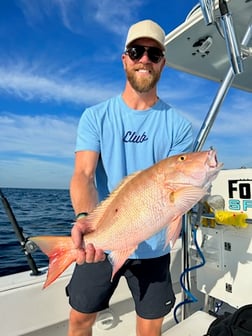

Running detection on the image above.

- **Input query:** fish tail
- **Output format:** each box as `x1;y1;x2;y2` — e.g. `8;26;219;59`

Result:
30;236;76;288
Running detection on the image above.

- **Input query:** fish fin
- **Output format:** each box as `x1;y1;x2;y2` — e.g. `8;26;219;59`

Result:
165;186;207;248
165;216;182;248
112;170;142;193
108;247;137;280
86;171;142;229
168;185;207;214
30;236;76;288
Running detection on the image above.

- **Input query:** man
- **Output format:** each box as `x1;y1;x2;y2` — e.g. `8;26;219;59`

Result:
66;19;193;336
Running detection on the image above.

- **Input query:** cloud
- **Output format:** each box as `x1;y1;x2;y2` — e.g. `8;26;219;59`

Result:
159;70;252;169
0;1;150;107
0;157;72;189
18;0;84;31
0;113;77;158
18;0;144;38
93;0;143;35
1;59;251;154
0;63;119;105
0;112;77;188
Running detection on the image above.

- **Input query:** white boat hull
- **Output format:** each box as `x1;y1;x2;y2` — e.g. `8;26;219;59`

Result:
1;240;189;336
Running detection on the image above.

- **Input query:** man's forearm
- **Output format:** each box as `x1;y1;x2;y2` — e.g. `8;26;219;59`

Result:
70;173;98;216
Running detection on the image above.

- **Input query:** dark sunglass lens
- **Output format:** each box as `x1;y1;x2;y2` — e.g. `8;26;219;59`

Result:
147;47;163;63
126;45;163;63
127;46;145;60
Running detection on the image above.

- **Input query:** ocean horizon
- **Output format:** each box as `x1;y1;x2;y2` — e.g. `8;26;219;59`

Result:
0;187;75;276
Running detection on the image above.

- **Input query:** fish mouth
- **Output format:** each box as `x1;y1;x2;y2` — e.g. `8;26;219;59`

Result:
206;149;223;170
205;149;223;186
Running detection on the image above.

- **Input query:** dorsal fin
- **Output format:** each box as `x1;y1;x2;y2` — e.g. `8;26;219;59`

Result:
85;171;142;230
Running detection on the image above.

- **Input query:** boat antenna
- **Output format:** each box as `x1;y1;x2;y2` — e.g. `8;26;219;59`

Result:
0;189;41;276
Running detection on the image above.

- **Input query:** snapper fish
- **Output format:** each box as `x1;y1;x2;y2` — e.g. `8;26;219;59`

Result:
30;149;223;288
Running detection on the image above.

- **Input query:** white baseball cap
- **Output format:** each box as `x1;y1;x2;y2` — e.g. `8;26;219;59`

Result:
125;19;165;50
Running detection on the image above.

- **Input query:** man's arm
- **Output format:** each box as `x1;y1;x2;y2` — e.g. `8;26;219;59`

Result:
70;150;99;214
70;150;105;264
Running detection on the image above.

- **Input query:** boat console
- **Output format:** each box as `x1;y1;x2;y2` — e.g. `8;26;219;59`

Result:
164;1;252;334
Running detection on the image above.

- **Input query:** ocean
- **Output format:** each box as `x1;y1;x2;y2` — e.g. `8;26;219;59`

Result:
0;188;75;277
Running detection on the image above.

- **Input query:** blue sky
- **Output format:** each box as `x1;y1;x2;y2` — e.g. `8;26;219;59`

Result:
1;0;252;189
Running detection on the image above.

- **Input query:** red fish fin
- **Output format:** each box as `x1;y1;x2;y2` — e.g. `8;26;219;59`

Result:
165;216;182;248
30;236;76;288
108;247;137;280
109;171;141;196
172;186;207;213
88;171;142;229
83;171;142;231
165;186;207;248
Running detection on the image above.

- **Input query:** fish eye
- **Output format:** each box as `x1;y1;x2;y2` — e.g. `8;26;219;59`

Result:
178;155;186;161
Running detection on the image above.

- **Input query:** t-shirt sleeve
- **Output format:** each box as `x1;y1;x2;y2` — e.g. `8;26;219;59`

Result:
75;108;100;153
169;112;194;156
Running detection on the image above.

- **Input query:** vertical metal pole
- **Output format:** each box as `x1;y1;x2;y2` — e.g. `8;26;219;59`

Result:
181;68;235;321
193;67;235;152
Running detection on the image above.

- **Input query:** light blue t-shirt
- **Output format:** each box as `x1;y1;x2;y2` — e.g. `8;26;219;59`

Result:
76;94;193;259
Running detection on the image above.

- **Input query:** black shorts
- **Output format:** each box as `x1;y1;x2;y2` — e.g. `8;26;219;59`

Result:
66;253;175;319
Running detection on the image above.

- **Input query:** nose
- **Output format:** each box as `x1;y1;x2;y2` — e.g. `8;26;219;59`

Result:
139;51;150;63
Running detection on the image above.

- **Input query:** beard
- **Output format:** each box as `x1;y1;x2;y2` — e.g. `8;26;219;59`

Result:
125;65;161;93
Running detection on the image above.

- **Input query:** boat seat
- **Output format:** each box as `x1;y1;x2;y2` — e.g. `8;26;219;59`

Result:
163;311;215;336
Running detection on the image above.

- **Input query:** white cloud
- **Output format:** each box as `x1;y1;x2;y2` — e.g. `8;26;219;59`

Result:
18;0;82;30
94;0;143;35
18;0;144;38
0;64;119;105
0;113;77;158
0;112;78;189
0;157;72;189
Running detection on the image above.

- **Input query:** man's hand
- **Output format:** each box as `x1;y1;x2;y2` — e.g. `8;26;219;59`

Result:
71;219;105;264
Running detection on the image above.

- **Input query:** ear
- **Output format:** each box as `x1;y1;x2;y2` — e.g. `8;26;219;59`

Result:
121;53;127;69
160;56;166;71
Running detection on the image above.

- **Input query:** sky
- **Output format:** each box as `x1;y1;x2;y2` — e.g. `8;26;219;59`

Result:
0;0;252;189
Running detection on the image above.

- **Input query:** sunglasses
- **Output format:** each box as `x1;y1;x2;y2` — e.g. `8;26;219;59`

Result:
125;45;164;64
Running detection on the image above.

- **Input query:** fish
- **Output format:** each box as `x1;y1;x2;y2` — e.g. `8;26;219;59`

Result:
30;149;223;288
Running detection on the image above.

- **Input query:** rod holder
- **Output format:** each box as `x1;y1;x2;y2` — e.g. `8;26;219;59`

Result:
221;13;244;74
199;0;215;25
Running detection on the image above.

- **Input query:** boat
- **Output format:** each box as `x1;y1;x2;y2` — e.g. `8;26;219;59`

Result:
1;1;252;335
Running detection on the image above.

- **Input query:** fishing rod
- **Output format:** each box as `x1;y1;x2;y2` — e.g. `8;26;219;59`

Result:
0;189;40;276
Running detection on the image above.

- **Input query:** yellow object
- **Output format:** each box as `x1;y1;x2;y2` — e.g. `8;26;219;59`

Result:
215;210;248;228
201;202;216;228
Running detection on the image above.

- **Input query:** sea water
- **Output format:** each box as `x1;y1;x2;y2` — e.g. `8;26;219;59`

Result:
0;188;75;276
